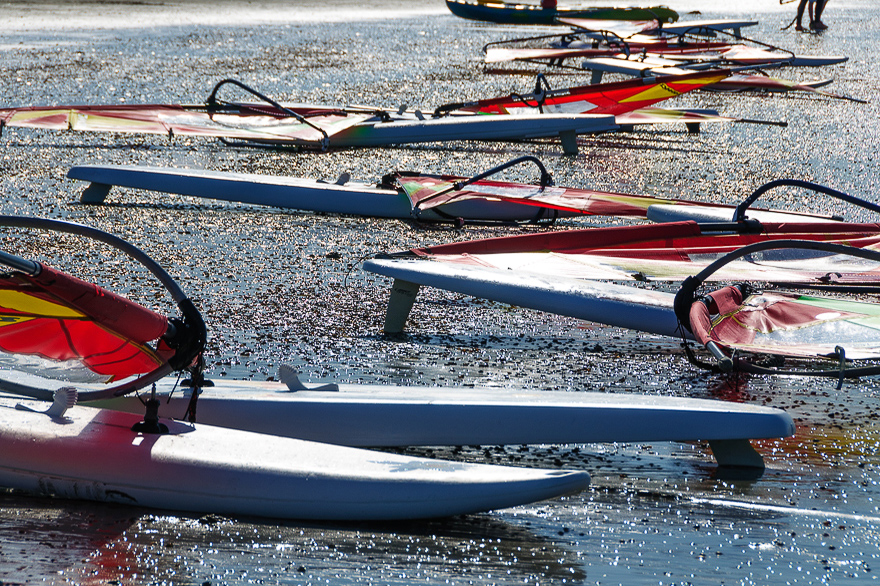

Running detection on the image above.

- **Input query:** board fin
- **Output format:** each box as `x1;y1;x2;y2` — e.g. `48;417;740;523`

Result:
559;129;578;154
708;439;765;469
80;182;112;204
278;365;339;392
384;278;420;333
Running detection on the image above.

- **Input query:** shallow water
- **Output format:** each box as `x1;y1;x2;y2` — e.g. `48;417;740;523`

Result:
0;0;879;584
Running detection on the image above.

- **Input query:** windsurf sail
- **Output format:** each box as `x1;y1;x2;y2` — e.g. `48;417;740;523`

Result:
484;40;735;65
398;222;880;285
673;240;880;380
580;49;846;80
616;107;739;127
690;45;792;65
551;18;662;37
393;180;880;283
443;70;729;117
687;285;880;361
389;155;767;220
0;261;169;383
396;171;706;217
398;173;684;216
0;217;206;403
617;107;785;130
704;74;863;102
0;79;381;150
0;103;370;149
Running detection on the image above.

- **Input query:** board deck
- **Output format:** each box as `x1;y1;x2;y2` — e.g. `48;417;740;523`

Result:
363;257;683;335
92;374;796;469
335;112;617;152
0;394;591;520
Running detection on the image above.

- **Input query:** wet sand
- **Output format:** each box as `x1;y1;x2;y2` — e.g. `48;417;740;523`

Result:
0;0;879;584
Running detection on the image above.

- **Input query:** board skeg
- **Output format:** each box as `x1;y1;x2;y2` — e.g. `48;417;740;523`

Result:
0;394;590;521
67;165;583;222
92;370;796;469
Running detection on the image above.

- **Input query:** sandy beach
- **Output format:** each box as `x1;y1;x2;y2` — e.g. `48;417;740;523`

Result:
0;0;878;584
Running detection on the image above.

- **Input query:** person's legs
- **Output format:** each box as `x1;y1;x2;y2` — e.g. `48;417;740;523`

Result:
812;0;828;29
795;0;809;31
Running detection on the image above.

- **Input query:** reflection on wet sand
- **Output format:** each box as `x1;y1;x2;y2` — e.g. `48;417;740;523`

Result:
41;505;587;585
0;492;141;585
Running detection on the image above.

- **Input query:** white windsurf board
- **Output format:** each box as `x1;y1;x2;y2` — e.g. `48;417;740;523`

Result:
0;394;590;521
92;374;795;469
68;165;582;222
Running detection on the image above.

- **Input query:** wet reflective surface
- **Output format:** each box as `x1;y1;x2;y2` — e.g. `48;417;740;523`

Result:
0;0;879;583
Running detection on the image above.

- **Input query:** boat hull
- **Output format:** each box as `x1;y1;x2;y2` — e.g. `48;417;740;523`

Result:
446;0;678;25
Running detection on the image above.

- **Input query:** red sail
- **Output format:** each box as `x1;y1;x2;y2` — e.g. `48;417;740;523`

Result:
0;263;169;381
